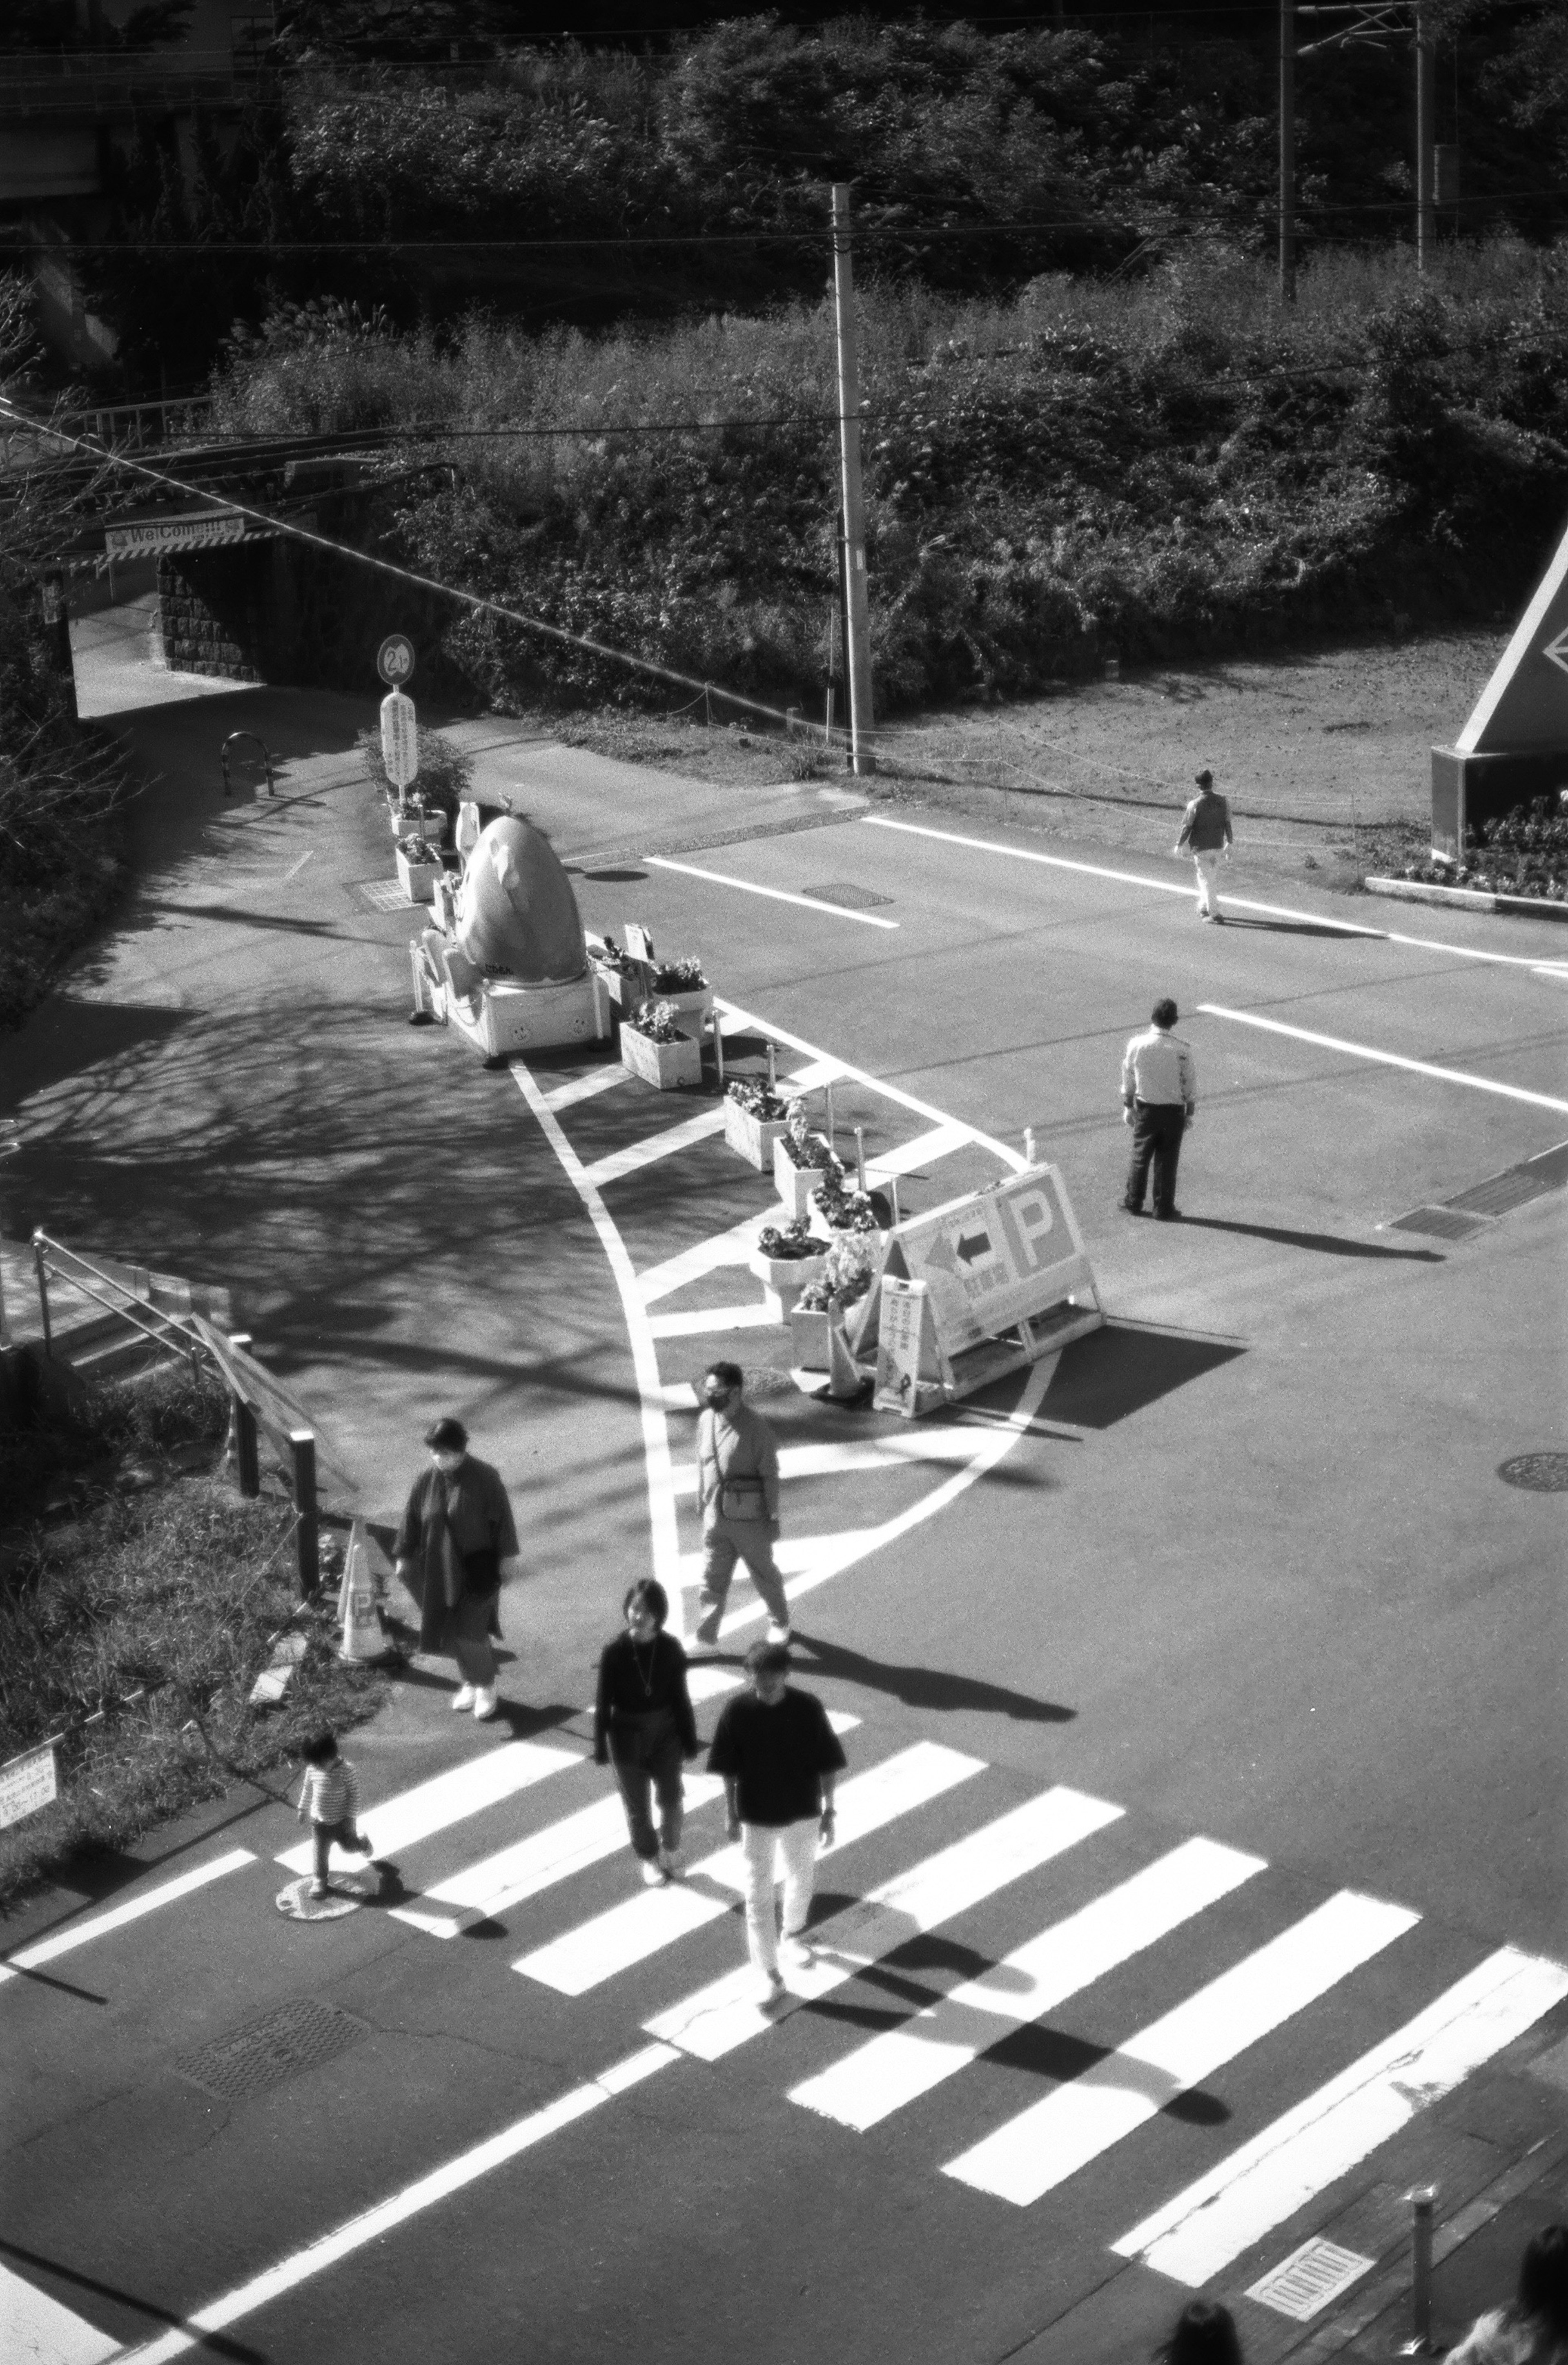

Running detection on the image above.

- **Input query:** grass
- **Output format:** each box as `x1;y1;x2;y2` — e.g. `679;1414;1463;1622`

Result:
0;1363;390;1915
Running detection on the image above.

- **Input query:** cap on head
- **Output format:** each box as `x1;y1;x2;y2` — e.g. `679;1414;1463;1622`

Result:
1195;768;1214;788
745;1639;791;1677
424;1416;468;1452
1152;997;1179;1029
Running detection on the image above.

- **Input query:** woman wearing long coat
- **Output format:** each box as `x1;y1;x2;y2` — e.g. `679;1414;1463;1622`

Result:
394;1416;519;1721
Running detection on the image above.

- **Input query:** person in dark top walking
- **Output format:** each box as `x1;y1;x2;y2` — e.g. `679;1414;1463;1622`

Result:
594;1579;699;1886
394;1416;520;1722
706;1640;846;2001
1174;768;1234;922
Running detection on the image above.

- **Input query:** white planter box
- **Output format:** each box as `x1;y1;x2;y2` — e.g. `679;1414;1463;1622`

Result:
396;845;443;904
747;1245;828;1320
789;1305;839;1371
774;1135;839;1217
621;1024;702;1090
592;959;653;1022
651;983;714;1035
724;1098;790;1171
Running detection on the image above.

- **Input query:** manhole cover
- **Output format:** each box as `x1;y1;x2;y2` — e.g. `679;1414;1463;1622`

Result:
1246;2237;1373;2321
1387;1206;1489;1241
175;1998;370;2102
1498;1452;1568;1492
351;878;409;913
801;881;894;910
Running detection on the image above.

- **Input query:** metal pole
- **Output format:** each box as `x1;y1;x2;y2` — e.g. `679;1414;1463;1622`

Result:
1399;2188;1438;2354
290;1429;319;1597
1025;1127;1037;1166
825;1081;836;1147
32;1231;51;1359
713;1013;725;1087
855;1126;866;1191
831;185;876;776
1416;11;1435;274
767;1041;777;1094
228;1334;260;1498
1280;0;1297;303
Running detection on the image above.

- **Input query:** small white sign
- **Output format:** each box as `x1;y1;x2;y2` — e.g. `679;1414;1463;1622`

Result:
623;922;655;964
380;688;419;789
0;1741;58;1831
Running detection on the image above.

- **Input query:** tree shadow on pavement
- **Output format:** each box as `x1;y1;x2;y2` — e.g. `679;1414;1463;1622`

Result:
1178;1216;1442;1261
1041;1322;1244;1429
784;1632;1074;1724
0;2238;265;2360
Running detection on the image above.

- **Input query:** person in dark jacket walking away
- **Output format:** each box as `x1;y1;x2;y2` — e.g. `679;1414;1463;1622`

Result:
693;1362;792;1647
394;1417;520;1721
595;1579;699;1886
707;1640;846;2002
1121;998;1197;1220
1175;768;1234;922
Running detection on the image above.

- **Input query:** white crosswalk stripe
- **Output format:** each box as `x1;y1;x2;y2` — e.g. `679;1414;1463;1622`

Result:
274;1739;579;1875
942;1888;1419;2205
789;1834;1263;2133
512;1739;983;1997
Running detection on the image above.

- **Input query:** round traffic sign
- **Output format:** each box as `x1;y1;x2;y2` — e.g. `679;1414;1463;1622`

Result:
376;634;415;687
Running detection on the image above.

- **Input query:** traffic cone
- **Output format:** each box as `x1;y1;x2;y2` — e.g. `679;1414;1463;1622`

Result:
337;1519;392;1663
824;1321;870;1402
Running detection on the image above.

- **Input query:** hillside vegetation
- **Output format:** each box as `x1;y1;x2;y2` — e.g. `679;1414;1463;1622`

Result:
207;239;1568;718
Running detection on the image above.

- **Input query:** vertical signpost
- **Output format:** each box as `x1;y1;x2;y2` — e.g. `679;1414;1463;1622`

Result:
831;185;875;776
377;635;418;813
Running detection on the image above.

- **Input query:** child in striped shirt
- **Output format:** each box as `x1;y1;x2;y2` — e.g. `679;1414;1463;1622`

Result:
296;1730;372;1899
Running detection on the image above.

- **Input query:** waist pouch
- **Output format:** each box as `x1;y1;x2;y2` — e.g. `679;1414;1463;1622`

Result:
461;1546;502;1594
717;1479;768;1521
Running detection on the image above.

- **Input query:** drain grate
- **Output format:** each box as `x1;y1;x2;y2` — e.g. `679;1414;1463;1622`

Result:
176;1998;370;2103
351;879;409;913
1387;1205;1490;1241
1498;1452;1568;1493
1246;2237;1374;2321
800;881;895;910
1449;1140;1568;1218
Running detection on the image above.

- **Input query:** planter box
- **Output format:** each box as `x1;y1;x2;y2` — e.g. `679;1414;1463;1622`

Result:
592;958;655;1023
746;1245;828;1321
724;1098;790;1172
403;804;449;843
620;1024;702;1091
774;1135;839;1218
1364;875;1568;922
396;845;443;905
789;1305;839;1371
651;983;714;1036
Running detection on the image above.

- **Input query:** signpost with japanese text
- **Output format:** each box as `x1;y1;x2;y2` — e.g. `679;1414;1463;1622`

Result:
380;688;419;796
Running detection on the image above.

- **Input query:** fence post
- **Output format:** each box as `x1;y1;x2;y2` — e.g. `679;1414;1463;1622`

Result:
1399;2188;1438;2355
290;1430;319;1597
227;1332;260;1497
32;1232;52;1358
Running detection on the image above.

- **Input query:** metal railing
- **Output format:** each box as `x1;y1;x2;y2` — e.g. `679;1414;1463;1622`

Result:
31;1231;206;1373
222;732;274;797
58;396;216;453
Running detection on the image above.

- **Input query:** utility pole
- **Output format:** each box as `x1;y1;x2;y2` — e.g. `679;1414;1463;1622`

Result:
1279;0;1297;303
831;183;875;775
1415;4;1435;272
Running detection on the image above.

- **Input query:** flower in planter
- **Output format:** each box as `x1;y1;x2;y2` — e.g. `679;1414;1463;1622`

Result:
398;834;442;864
780;1098;843;1176
795;1278;836;1312
629;999;688;1044
822;1232;879;1306
650;955;707;992
727;1077;789;1120
757;1218;820;1262
812;1175;892;1233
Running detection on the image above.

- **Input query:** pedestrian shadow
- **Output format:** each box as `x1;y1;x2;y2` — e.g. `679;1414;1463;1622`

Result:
1214;914;1358;939
1178;1216;1442;1262
784;1632;1074;1724
1041;1321;1244;1429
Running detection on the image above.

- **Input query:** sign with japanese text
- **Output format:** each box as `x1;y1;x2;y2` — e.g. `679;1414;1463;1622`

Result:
882;1164;1092;1358
380;688;419;789
872;1276;943;1416
0;1741;58;1831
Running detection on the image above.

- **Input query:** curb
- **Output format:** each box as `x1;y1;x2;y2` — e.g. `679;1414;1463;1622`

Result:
1364;875;1568;922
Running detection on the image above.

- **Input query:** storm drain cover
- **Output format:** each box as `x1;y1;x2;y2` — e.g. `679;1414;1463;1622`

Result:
1498;1452;1568;1493
176;1998;370;2102
1246;2238;1374;2321
1387;1206;1490;1241
351;878;409;913
801;881;895;910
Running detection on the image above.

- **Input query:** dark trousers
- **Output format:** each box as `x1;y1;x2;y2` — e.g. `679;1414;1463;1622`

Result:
1125;1101;1186;1216
609;1712;685;1860
310;1819;369;1883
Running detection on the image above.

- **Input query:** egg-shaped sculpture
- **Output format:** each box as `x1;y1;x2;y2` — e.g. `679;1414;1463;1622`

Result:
455;816;588;984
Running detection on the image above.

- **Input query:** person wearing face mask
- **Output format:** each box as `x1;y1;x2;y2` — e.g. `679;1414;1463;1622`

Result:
394;1417;520;1721
693;1361;791;1648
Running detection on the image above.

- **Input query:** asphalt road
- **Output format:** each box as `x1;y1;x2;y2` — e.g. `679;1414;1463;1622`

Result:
2;670;1565;2365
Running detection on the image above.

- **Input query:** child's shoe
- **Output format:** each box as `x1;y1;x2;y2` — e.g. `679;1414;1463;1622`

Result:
308;1880;329;1900
450;1684;476;1713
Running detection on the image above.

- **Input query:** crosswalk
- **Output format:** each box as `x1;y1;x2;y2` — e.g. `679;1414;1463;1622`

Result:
241;1718;1568;2289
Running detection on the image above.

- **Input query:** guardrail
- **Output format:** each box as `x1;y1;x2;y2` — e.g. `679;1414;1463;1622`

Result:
222;732;274;797
57;396;216;453
31;1230;207;1372
190;1318;322;1597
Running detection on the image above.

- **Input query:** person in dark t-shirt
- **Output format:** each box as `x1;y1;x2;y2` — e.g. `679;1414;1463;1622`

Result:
706;1640;846;2000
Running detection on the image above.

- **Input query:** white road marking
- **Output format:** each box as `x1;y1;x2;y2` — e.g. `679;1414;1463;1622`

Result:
0;2260;120;2362
580;1105;728;1189
513;1739;979;1997
645;855;901;929
539;1066;630;1114
943;1890;1418;2205
790;1835;1261;2133
650;1785;1123;2063
389;1779;728;1937
114;2043;678;2365
1200;1004;1568;1116
0;1848;254;1984
862;814;1568;975
637;1212;771;1306
684;1666;744;1705
648;1301;780;1338
669;1428;1023;1495
863;1120;973;1178
274;1741;578;1875
280;849;314;882
1115;1944;1568;2285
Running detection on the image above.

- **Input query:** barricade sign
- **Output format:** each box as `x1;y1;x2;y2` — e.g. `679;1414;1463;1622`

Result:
873;1278;949;1416
0;1741;58;1831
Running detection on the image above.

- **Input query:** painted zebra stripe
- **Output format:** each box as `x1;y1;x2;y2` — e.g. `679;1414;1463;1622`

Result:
274;1741;579;1875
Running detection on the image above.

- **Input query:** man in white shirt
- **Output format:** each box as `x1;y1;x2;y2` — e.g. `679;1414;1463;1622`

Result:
1120;998;1197;1221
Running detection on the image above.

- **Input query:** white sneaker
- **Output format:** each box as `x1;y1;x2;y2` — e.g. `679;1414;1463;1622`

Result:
450;1684;476;1713
780;1932;815;1969
472;1687;499;1721
641;1857;668;1886
766;1622;792;1646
